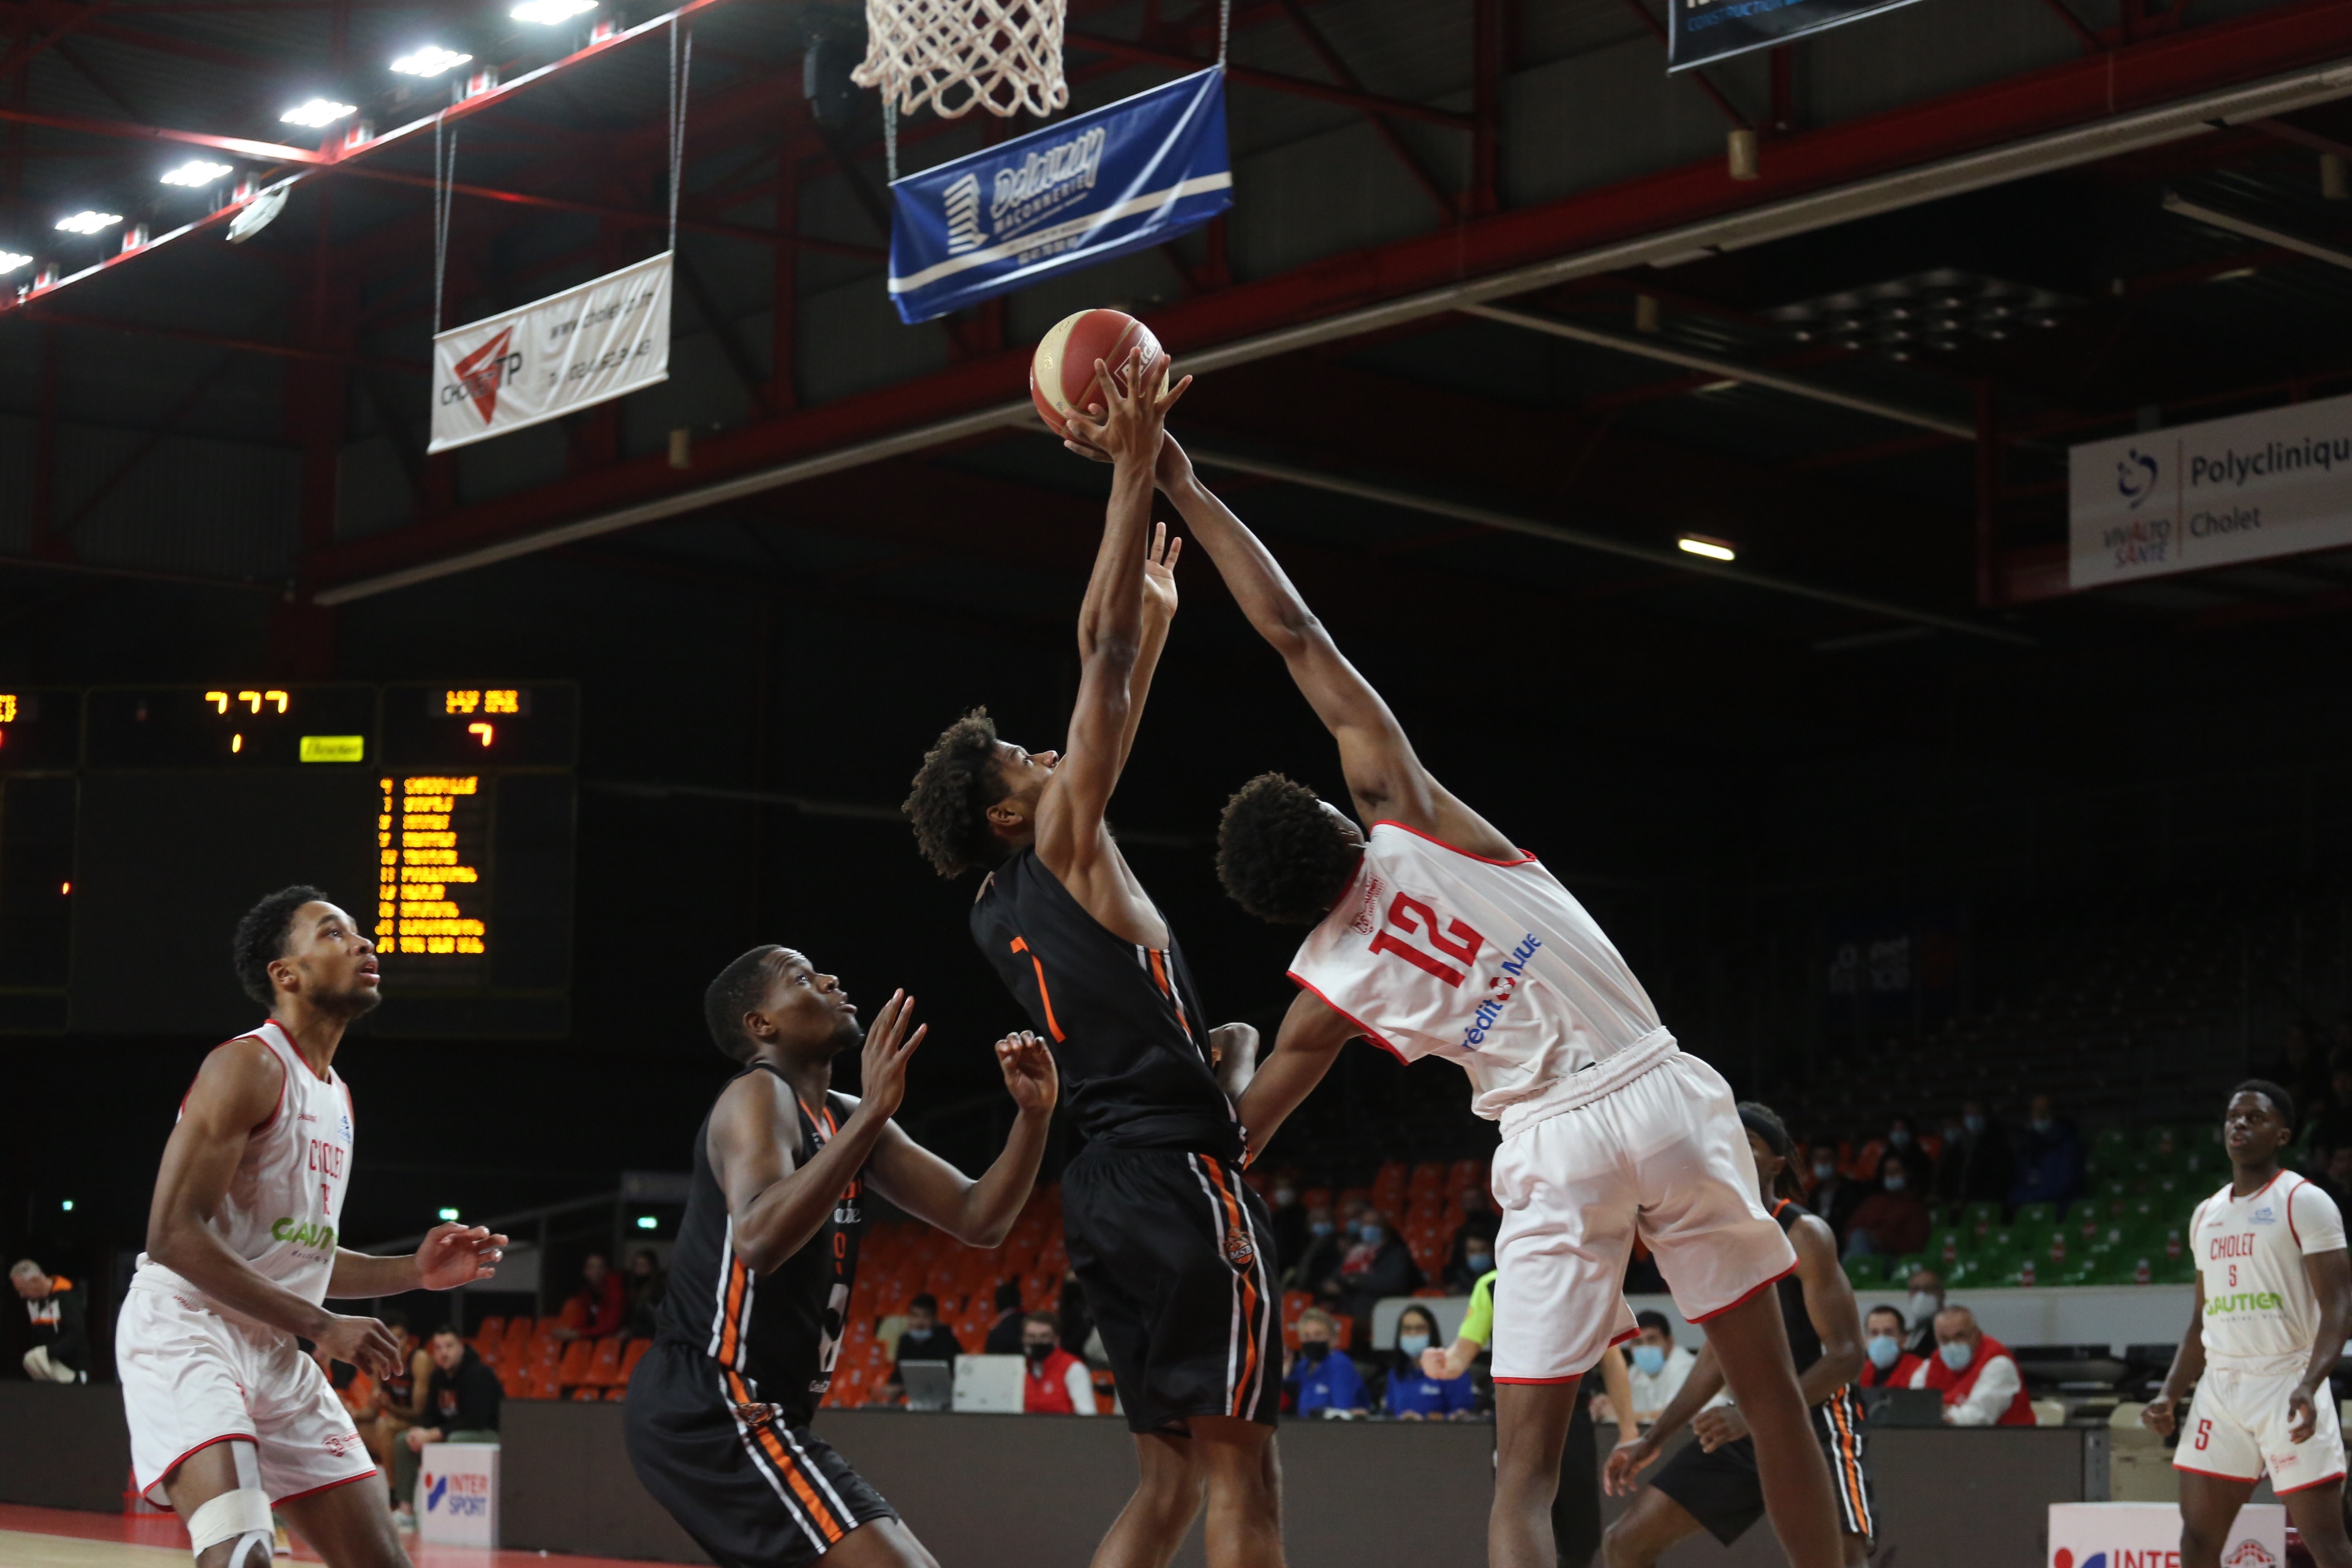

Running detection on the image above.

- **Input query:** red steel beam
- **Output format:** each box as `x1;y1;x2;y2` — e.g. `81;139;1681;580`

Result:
304;0;2352;597
1063;29;1472;127
0;102;328;164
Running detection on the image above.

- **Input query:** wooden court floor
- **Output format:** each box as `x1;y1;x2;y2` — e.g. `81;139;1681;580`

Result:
0;1504;658;1568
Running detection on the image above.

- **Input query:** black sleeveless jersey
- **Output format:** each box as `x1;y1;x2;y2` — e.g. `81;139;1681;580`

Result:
1770;1199;1823;1375
655;1066;864;1427
972;848;1240;1160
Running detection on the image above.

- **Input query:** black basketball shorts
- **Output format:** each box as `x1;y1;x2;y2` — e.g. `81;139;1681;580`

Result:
624;1340;896;1568
1062;1145;1281;1434
1648;1388;1876;1545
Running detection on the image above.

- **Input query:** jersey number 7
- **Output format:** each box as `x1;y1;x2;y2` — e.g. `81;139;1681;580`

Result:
1368;893;1486;988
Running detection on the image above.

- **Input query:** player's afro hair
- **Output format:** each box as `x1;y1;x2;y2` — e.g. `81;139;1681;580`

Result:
704;946;778;1062
1216;772;1362;925
904;708;1014;879
1736;1101;1805;1200
232;884;333;1005
2233;1077;2297;1129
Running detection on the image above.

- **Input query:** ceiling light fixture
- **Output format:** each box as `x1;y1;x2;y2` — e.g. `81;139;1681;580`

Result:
511;0;595;21
55;211;122;234
1678;535;1737;562
160;159;233;186
2211;266;2259;282
281;98;357;127
1695;379;1740;394
391;45;473;76
0;251;30;274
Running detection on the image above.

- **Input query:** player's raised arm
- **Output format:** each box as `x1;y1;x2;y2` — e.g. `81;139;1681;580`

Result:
1033;350;1189;880
865;1030;1057;1248
145;1038;404;1375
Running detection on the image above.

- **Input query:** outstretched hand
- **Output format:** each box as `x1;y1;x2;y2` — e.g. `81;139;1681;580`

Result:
857;990;927;1121
1142;522;1182;621
1063;347;1189;467
1602;1434;1661;1496
995;1030;1058;1114
416;1223;508;1291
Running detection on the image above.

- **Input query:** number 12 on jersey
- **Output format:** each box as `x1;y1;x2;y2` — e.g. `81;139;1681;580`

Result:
1368;892;1486;988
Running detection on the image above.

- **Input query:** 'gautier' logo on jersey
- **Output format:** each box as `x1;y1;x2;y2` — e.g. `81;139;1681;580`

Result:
2206;1290;2284;1313
1460;935;1542;1050
270;1217;337;1251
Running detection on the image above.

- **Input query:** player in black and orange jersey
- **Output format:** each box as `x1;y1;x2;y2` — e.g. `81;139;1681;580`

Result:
624;948;1056;1568
904;352;1284;1568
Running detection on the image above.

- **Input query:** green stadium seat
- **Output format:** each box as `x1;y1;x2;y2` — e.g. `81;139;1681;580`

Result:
1926;1226;1970;1265
1962;1201;2001;1236
1889;1253;1930;1284
2013;1202;2057;1231
1844;1256;1886;1288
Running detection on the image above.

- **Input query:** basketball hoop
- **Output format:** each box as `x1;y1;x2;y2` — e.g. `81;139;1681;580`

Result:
850;0;1071;126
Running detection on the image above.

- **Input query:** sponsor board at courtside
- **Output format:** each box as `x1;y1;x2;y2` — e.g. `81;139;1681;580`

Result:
416;1442;497;1547
2048;1501;2284;1568
2068;389;2352;590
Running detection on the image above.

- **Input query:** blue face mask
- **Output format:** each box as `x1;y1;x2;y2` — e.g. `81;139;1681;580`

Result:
1399;1333;1431;1358
1359;1223;1384;1245
1866;1335;1901;1371
1464;1251;1493;1274
1963;1114;1986;1137
1939;1340;1974;1373
1631;1344;1667;1376
1310;1221;1334;1238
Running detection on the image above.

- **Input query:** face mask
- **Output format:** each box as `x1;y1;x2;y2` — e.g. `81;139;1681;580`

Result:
2030;1118;2053;1134
1866;1335;1901;1371
1882;1175;1907;1194
1888;1128;1913;1148
1310;1221;1335;1238
1963;1114;1986;1137
1906;1292;1940;1326
1272;1188;1297;1207
1939;1340;1974;1373
1024;1341;1053;1363
1300;1341;1329;1363
1813;1159;1837;1183
1631;1344;1666;1376
1464;1251;1493;1273
1360;1223;1384;1245
1399;1333;1431;1357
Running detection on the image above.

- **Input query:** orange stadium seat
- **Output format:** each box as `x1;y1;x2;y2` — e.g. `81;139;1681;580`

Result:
556;1338;595;1387
621;1338;652;1381
470;1314;505;1347
604;1387;626;1401
584;1336;625;1386
571;1386;599;1401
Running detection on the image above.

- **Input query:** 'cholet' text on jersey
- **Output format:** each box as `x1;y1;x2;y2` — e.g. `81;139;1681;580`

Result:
1287;822;1675;1130
132;1020;355;1324
2192;1171;2346;1370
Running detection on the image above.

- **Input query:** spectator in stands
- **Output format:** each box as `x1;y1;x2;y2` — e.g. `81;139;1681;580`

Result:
1621;1311;1695;1428
553;1252;624;1341
1284;1308;1368;1419
1906;1305;2032;1426
1440;1186;1502;1292
982;1278;1027;1355
364;1311;430;1472
1019;1311;1095;1415
1882;1115;1934;1191
1845;1152;1932;1259
1861;1305;1925;1389
1333;1213;1420;1346
1284;1202;1344;1293
394;1326;503;1521
312;1342;377;1424
2008;1093;2083;1213
622;1248;666;1340
1899;1270;1945;1361
1264;1167;1309;1271
1934;1100;2016;1212
1381;1304;1474;1420
10;1259;88;1384
1055;1267;1097;1362
889;1294;962;1399
1801;1140;1865;1243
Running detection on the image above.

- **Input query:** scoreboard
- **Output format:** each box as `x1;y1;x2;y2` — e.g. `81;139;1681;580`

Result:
0;684;577;1038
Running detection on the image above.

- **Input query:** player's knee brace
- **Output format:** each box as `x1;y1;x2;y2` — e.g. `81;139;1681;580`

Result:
187;1488;273;1568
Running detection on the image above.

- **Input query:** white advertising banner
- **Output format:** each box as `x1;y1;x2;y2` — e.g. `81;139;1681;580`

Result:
416;1442;499;1547
428;251;672;453
2047;1501;2283;1568
2069;390;2352;590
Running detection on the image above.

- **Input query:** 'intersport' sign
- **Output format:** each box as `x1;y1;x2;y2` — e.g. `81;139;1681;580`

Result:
1670;0;1934;69
886;67;1231;324
2068;390;2352;591
429;251;672;453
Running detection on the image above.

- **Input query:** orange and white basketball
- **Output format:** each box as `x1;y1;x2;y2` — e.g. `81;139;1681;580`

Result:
1030;309;1170;437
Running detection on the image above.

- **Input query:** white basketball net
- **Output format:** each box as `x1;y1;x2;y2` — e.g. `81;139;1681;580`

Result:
850;0;1071;124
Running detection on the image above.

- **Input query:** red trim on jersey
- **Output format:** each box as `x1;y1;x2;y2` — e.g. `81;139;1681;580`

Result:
1371;820;1537;867
1688;1261;1799;1323
2277;1469;2348;1496
2289;1180;2302;1248
2239;1170;2287;1203
149;1432;253;1494
274;1469;381;1507
2172;1460;2262;1483
1493;1374;1583;1385
1284;971;1408;1063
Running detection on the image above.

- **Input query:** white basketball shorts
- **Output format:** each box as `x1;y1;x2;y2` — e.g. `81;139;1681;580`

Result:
2176;1360;2348;1493
1487;1049;1795;1384
116;1282;378;1507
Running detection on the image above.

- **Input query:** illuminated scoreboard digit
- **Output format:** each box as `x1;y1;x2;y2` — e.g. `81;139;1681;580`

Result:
378;774;489;960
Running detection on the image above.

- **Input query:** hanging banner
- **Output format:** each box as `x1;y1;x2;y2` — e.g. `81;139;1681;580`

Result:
886;67;1232;325
1668;0;1934;70
429;251;673;453
2069;388;2352;591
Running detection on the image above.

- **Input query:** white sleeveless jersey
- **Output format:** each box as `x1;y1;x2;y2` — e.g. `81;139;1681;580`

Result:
1288;823;1675;1129
2192;1171;2346;1369
135;1020;355;1322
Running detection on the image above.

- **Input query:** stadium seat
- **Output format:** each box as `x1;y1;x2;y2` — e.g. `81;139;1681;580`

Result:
584;1336;625;1386
604;1387;626;1401
2013;1202;2056;1231
1844;1256;1885;1287
571;1386;599;1401
471;1314;505;1346
556;1338;595;1387
621;1339;652;1380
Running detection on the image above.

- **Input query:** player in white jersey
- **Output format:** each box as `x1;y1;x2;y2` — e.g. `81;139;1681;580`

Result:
119;885;507;1568
2146;1081;2352;1568
1052;420;1844;1568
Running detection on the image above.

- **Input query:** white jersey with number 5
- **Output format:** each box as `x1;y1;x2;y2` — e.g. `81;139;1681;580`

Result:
1287;822;1675;1133
2192;1171;2346;1370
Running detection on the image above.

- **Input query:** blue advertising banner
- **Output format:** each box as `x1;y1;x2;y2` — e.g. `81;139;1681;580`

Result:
886;67;1232;325
1668;0;1934;70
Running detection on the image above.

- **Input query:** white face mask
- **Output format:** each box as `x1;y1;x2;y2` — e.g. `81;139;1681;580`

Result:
1905;1292;1940;1327
1882;1175;1907;1193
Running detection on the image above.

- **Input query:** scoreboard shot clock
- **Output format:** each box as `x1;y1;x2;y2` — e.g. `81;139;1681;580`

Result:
0;682;578;1038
